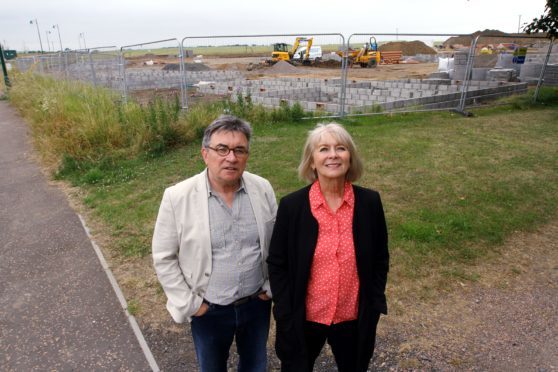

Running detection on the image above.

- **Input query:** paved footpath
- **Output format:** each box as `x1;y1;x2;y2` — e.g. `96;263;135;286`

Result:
0;101;157;371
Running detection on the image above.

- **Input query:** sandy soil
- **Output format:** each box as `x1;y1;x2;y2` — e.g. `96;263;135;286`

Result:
204;56;438;80
128;54;439;81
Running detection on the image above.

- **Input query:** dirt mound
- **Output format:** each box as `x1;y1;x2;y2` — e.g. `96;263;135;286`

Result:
379;41;436;56
314;59;342;68
162;63;211;72
267;60;302;74
443;29;542;48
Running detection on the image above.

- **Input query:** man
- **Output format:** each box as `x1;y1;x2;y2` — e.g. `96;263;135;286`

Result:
152;115;277;372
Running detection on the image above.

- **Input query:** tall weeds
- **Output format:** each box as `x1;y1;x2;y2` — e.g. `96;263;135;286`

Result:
8;73;212;170
8;72;308;177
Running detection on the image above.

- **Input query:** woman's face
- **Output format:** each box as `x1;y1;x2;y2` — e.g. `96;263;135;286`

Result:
311;132;351;183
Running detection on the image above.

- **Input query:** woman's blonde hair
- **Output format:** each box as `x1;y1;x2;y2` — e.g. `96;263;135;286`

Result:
298;122;363;183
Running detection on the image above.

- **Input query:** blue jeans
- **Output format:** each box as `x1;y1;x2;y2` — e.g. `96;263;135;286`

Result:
190;297;271;372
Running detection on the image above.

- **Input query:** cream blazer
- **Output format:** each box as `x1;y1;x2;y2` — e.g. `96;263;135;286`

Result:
152;169;277;323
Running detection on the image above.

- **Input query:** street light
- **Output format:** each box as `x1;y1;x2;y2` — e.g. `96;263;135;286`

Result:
45;30;52;52
29;19;44;54
79;32;87;50
52;24;63;52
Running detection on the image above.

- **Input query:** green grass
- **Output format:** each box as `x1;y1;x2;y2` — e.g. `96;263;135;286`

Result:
121;43;344;58
127;299;140;316
68;103;558;270
8;73;558;301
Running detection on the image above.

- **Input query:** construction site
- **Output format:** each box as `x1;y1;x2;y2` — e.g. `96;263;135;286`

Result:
14;31;558;115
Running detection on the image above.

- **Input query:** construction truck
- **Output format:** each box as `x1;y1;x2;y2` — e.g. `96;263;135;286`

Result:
269;37;316;65
338;37;381;68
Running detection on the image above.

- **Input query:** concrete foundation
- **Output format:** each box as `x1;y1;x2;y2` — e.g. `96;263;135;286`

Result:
197;76;528;113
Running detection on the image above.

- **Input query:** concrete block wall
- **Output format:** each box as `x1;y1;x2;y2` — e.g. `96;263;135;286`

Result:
247;96;341;113
237;77;527;114
123;69;243;90
197;77;339;97
519;63;558;86
452;51;470;80
351;82;527;113
487;68;517;82
542;65;558;85
232;77;526;114
124;70;182;90
522;46;558;65
472;68;490;81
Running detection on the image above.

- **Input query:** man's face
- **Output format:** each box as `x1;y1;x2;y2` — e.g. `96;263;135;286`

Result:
201;130;249;189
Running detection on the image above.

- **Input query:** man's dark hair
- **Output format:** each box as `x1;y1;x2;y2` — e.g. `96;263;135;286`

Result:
202;115;252;149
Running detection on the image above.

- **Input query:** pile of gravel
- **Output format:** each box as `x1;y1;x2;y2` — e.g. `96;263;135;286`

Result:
268;60;302;74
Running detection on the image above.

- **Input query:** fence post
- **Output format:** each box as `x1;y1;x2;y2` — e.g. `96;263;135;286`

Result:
119;49;128;104
457;35;480;114
339;35;348;118
64;51;69;78
0;45;11;88
88;50;98;87
533;40;554;103
179;41;188;110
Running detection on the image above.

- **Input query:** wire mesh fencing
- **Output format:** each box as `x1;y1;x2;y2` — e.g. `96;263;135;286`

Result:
179;33;345;118
11;31;556;117
120;38;182;105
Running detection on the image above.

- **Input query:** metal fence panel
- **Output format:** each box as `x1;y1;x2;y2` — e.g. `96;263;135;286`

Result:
457;33;553;112
342;33;475;117
120;39;182;105
179;33;345;118
12;31;554;116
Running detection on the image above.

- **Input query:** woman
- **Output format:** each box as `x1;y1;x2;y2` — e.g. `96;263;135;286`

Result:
267;123;389;372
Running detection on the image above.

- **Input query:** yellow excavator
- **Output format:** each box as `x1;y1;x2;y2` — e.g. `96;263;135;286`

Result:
269;37;314;65
339;37;381;68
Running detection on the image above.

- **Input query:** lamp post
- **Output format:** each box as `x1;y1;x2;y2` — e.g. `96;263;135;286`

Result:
79;33;87;50
517;15;522;34
45;30;52;52
29;19;44;54
78;35;82;50
52;24;63;52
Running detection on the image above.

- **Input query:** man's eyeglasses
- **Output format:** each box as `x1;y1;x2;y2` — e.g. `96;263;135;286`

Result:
206;145;249;157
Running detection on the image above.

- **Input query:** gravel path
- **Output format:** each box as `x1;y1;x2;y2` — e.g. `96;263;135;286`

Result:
371;218;558;371
143;217;558;371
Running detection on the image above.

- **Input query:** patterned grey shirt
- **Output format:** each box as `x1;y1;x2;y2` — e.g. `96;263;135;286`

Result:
204;177;264;305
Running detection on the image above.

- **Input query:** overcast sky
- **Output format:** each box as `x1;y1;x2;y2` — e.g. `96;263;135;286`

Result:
1;0;549;51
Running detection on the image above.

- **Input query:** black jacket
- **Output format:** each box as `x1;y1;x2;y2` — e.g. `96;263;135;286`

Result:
267;184;389;371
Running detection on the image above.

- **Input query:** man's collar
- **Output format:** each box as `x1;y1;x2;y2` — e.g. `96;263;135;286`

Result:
205;170;245;197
